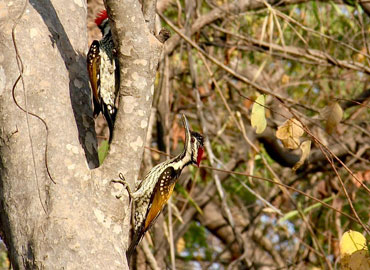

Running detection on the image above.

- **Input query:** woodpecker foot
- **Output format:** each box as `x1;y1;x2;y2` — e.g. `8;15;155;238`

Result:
111;173;133;202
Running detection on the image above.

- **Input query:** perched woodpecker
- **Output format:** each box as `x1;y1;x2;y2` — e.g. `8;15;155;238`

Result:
87;10;119;142
121;114;204;260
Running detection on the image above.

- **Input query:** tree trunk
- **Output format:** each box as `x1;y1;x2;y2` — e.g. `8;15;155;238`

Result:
0;0;162;269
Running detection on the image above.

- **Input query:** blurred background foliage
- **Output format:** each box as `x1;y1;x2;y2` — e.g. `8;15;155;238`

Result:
0;241;9;270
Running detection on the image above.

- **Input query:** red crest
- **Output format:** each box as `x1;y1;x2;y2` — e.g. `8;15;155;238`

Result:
197;146;204;167
95;10;108;26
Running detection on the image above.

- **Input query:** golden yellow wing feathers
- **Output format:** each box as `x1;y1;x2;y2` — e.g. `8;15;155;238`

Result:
144;182;176;230
87;40;101;116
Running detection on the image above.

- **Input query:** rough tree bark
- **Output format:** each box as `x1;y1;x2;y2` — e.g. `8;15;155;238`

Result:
0;0;163;269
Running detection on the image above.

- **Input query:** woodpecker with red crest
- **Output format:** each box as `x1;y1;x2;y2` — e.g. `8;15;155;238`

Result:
117;114;204;260
87;10;119;142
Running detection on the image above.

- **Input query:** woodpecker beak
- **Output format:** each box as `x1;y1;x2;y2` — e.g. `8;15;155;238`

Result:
196;146;204;167
182;114;204;167
182;114;191;149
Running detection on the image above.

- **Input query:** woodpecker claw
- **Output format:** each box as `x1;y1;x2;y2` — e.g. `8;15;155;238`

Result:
112;48;117;56
111;173;133;202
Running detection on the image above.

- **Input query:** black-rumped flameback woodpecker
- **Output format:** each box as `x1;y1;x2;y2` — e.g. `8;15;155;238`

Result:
87;10;119;142
123;114;204;260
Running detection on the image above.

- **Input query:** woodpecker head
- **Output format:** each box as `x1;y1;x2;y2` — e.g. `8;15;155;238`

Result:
95;10;110;37
182;114;204;167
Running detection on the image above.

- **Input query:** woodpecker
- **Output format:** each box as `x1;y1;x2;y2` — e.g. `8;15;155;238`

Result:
119;114;204;260
87;10;119;142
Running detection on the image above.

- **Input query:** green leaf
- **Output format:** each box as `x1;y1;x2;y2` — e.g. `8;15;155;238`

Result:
278;196;334;223
312;1;321;28
98;140;110;165
251;94;267;134
176;185;203;215
184;222;209;257
330;1;343;15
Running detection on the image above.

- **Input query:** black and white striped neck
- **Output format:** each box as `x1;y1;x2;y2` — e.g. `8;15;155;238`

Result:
170;147;193;172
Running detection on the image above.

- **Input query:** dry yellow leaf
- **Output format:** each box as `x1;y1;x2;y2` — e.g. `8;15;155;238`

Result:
340;230;370;270
322;102;343;134
340;230;368;256
285;137;300;149
243;98;253;109
348;250;370;270
290;118;304;137
342;250;370;270
262;207;279;214
355;47;367;63
251;95;267;134
176;237;186;254
293;140;311;171
276;122;290;139
281;74;290;84
276;118;304;149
